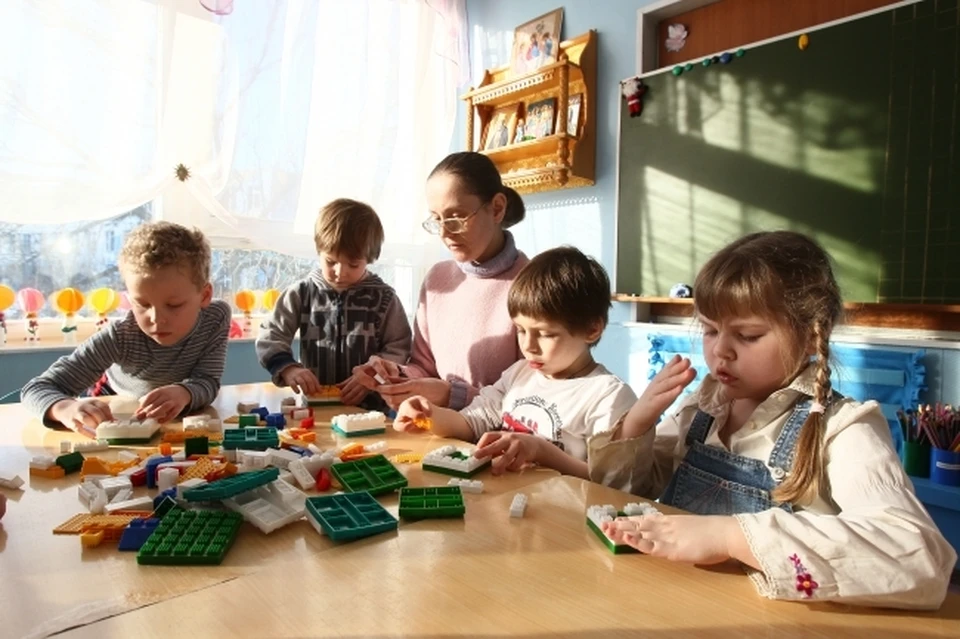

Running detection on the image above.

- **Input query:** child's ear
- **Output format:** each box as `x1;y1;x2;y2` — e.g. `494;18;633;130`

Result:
585;319;605;345
199;282;213;308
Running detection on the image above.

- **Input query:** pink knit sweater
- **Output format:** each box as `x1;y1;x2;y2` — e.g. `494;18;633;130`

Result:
403;232;529;409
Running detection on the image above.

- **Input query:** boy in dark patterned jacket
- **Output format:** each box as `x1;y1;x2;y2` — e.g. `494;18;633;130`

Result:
256;199;411;409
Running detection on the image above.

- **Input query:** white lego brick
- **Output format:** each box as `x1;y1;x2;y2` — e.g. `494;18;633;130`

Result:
288;459;317;490
60;441;72;453
238;450;270;469
237;402;260;414
222;479;307;534
97;476;133;498
156;467;180;492
117;450;140;463
623;502;661;517
301;455;327;477
95;418;160;440
423;446;486;473
509;493;527;518
289;408;312;422
307;512;327;537
281;397;297;408
30;455;55;470
373;373;386;384
0;472;25;490
447;478;483;494
90;489;108;514
78;482;96;507
364;440;387;453
331;411;386;433
279;469;294;485
265;448;301;470
222;449;237;463
104;496;154;513
307;443;324;455
72;439;110;454
586;505;618;529
183;415;223;433
109;487;134;504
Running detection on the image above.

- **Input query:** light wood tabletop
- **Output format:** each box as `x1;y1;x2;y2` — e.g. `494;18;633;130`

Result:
2;384;959;638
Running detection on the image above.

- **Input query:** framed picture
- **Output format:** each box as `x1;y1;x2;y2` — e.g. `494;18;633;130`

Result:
525;97;556;139
509;9;563;78
483;104;519;150
566;93;582;137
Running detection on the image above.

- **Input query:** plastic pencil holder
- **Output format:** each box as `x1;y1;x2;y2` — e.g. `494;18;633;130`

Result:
902;441;931;478
930;448;960;487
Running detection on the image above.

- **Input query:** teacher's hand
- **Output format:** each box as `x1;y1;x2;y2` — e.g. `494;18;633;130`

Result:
377;378;451;410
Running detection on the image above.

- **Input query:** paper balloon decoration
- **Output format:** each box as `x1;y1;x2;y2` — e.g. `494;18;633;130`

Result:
16;287;45;342
262;288;280;311
0;284;14;345
52;288;85;316
235;289;258;337
89;287;121;331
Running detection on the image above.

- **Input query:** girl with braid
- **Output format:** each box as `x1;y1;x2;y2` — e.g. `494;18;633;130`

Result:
589;231;955;609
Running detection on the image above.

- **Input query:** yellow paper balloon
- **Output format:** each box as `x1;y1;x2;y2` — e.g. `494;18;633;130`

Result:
0;284;14;312
53;288;85;315
798;34;809;50
88;287;121;315
262;288;280;311
235;289;257;313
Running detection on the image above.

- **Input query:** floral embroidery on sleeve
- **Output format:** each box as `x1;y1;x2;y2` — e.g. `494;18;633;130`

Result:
789;553;819;597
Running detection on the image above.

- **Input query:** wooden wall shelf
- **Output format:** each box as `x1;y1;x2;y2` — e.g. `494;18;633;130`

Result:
613;295;960;332
461;30;597;195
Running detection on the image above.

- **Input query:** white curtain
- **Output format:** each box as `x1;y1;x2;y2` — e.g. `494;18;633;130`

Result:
0;0;465;269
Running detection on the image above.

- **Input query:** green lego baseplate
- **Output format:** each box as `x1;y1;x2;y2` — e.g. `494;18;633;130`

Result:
329;454;407;496
586;512;639;555
331;424;387;438
305;491;398;541
221;427;279;451
398;486;465;519
137;509;243;565
182;468;279;502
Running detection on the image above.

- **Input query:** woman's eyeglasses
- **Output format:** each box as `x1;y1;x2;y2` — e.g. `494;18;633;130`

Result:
421;201;487;235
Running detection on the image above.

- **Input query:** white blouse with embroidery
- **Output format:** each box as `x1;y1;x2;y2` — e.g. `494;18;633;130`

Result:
587;366;956;609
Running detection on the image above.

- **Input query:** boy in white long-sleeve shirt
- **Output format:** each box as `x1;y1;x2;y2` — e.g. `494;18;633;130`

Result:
395;246;636;478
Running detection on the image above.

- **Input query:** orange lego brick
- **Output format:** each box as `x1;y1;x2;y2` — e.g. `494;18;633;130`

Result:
80;458;112;478
80;530;104;548
53;513;146;535
413;417;433;431
339;443;364;456
158;443;173;456
30;466;66;479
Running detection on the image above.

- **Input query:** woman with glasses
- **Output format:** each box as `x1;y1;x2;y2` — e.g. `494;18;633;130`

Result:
353;151;528;411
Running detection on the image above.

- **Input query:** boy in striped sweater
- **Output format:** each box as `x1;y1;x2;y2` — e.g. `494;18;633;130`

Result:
21;222;231;437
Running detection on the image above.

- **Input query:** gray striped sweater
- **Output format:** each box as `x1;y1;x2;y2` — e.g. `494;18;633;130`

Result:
21;300;231;424
255;269;411;409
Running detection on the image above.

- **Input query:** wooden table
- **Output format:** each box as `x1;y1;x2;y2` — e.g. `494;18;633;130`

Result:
2;385;959;638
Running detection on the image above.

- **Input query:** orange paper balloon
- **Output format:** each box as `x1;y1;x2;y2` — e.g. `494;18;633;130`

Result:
88;287;121;315
0;284;14;312
53;288;85;315
262;288;280;311
235;289;257;313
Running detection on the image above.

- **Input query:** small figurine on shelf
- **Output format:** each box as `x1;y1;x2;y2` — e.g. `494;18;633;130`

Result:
621;77;648;118
0;284;14;346
513;119;526;144
669;283;693;299
53;288;85;344
16;287;45;342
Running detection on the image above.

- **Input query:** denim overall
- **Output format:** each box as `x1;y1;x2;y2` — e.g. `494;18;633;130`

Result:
659;398;823;515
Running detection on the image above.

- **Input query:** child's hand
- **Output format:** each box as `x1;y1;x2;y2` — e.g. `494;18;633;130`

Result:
394;395;432;432
351;357;403;391
137;385;191;423
337;374;368;406
49;398;109;438
602;514;734;565
281;365;322;396
0;493;6;520
378;378;451;410
622;355;696;439
474;431;543;475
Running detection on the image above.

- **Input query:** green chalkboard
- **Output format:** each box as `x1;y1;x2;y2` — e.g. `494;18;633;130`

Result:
616;3;960;303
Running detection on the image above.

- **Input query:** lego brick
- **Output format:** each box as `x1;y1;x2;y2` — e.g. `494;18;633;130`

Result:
105;496;155;514
238;414;259;427
54;513;147;535
330;411;386;437
137;509;243;565
0;472;24;490
510;493;527;518
302;386;342;406
265;413;285;428
222;428;279;451
145;455;174;489
422;445;490;478
60;440;72;453
30;455;56;470
55;451;85;474
329;454;407;496
95;418;161;443
586;505;643;554
72;439;110;453
251;406;269;420
447;478;483;494
305;492;397;541
30;465;66;479
182;468;279;502
156;467;180;492
236;402;260;414
390;452;423;464
399;486;465;519
222;479;306;534
118;518;160;551
109;487;133;504
184;436;209;457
